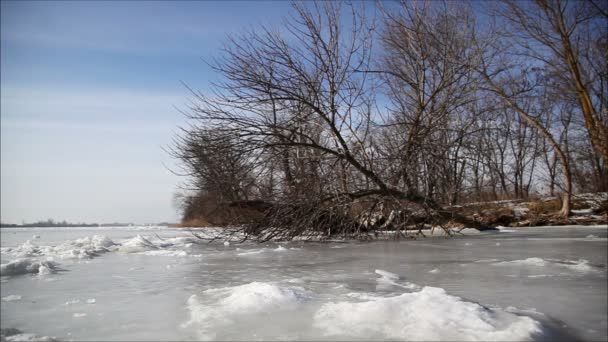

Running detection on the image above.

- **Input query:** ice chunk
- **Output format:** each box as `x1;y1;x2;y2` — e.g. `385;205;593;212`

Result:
86;298;96;304
2;295;22;302
118;235;159;253
236;249;266;256
493;258;598;273
0;328;57;342
223;241;230;246
375;269;419;291
0;258;58;276
140;250;188;257
73;313;87;318
3;235;116;260
495;257;547;267
313;286;544;341
428;268;440;274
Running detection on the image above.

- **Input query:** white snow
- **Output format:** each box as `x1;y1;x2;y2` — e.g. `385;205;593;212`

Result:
72;313;87;318
0;258;58;276
571;209;593;215
428;268;440;274
2;295;22;302
86;298;96;304
313;286;543;341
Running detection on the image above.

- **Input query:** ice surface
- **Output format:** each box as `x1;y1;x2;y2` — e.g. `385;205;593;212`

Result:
1;226;606;341
0;259;58;276
313;286;543;341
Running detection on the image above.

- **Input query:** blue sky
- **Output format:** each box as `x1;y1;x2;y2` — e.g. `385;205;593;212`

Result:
0;1;291;224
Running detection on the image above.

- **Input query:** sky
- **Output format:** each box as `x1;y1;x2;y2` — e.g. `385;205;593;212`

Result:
0;1;292;224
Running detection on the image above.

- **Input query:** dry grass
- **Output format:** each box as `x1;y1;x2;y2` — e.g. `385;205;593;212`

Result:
527;198;562;215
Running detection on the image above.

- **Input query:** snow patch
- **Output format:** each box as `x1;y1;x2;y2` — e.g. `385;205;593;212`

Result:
429;268;440;274
313;286;544;341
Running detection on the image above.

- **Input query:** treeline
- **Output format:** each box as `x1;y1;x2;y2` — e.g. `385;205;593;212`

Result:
0;219;134;228
172;1;607;239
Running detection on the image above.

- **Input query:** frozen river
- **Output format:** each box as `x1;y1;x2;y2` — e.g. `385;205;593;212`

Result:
1;225;606;341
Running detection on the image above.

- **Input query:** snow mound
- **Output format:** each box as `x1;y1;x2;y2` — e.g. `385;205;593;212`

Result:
313;286;543;341
184;282;310;340
0;258;58;276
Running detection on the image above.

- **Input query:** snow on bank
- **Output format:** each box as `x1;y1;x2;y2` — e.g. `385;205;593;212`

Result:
184;282;311;340
0;259;58;276
313;286;543;341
